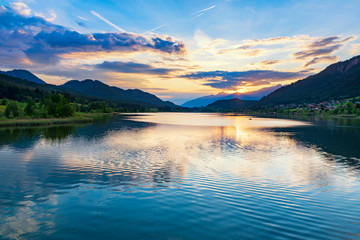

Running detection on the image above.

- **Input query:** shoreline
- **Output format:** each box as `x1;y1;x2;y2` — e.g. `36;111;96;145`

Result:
1;112;358;128
0;113;116;127
242;112;360;122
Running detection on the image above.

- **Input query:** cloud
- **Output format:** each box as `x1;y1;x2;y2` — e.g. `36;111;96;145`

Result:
260;60;280;65
143;87;169;91
0;8;186;66
304;56;338;67
294;45;341;59
95;61;178;75
309;36;339;48
91;10;125;32
309;36;355;48
294;36;355;60
349;43;360;55
181;70;306;90
35;9;56;21
217;45;251;54
75;21;86;27
9;2;31;16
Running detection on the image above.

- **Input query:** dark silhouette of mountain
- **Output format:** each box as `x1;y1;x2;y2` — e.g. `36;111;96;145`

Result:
0;72;96;102
182;85;281;107
0;69;46;84
61;79;177;108
260;55;360;105
206;98;257;112
0;68;180;109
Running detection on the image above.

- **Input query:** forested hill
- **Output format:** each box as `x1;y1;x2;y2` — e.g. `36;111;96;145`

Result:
61;80;177;108
260;55;360;105
0;71;180;110
0;69;46;84
206;98;257;112
0;72;91;102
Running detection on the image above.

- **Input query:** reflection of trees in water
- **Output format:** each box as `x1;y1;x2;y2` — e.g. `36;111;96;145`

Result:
41;126;77;142
280;119;360;170
0;115;121;150
0;128;40;150
0;126;76;150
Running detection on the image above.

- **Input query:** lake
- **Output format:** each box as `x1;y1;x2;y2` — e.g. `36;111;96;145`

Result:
0;113;359;239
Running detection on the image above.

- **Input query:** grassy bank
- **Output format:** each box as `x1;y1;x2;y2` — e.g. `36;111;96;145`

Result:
0;112;116;127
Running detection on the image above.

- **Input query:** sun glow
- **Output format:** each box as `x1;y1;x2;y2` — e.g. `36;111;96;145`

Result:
236;87;247;93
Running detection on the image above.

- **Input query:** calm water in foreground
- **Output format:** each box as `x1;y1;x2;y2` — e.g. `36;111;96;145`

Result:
0;113;360;240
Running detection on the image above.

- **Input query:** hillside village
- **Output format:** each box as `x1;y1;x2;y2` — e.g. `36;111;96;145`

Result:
269;98;360;116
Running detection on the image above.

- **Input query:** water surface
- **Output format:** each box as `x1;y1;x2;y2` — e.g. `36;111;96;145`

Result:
0;113;359;239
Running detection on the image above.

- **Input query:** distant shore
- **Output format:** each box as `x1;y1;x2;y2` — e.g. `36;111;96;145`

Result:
1;111;359;128
244;112;360;121
0;113;116;127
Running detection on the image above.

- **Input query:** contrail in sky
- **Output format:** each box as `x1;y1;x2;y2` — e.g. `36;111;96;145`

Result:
193;5;216;15
91;10;125;32
191;12;205;20
142;24;168;35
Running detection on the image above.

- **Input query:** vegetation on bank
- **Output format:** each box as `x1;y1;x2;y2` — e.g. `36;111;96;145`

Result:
254;97;360;118
0;92;164;118
0;93;117;127
186;96;360;120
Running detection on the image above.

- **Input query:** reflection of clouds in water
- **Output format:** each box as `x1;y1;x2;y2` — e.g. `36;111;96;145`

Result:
124;113;311;128
0;203;55;240
51;123;357;191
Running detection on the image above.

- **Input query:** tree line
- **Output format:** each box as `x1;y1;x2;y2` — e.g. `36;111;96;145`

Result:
1;93;114;119
0;93;164;120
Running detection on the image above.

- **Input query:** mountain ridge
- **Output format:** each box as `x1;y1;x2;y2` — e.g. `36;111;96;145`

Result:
61;79;177;108
0;69;46;84
206;98;257;111
260;55;360;105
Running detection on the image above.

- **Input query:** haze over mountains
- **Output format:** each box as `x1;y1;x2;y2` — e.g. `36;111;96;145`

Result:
182;85;282;107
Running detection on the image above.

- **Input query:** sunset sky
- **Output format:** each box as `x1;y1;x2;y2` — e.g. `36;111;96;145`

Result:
0;0;360;104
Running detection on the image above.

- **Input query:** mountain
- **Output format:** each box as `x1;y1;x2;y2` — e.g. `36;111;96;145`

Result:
0;69;180;109
0;72;178;110
0;72;98;102
0;69;46;84
61;79;177;108
260;55;360;105
206;98;257;112
182;85;281;108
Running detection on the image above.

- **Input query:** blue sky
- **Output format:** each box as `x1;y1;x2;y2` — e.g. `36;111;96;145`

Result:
0;0;360;103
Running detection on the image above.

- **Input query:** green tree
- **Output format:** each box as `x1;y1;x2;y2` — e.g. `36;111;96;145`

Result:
24;97;36;116
41;94;75;117
346;102;355;114
1;99;8;106
5;101;19;118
